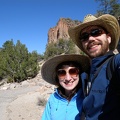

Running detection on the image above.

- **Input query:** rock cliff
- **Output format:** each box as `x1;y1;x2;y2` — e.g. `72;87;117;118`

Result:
48;18;81;43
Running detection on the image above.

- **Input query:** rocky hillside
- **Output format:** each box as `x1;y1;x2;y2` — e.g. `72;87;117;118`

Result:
48;18;81;43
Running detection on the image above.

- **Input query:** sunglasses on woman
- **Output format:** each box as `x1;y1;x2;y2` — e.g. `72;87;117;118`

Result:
57;67;79;79
80;28;105;42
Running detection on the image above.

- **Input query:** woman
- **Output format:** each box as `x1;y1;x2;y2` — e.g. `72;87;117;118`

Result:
41;54;90;120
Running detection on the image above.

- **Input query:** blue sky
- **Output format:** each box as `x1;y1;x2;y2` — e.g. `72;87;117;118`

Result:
0;0;117;54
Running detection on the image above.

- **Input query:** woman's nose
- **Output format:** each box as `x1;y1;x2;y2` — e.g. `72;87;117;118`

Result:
64;73;72;80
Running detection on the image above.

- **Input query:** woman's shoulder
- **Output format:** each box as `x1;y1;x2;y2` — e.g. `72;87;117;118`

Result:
48;90;60;101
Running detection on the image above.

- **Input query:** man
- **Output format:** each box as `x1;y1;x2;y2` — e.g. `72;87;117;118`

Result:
68;14;120;120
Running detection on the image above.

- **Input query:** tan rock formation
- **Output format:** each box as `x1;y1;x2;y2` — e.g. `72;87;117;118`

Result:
48;18;81;43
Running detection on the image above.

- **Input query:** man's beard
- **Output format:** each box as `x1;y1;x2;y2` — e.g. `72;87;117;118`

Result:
85;40;109;59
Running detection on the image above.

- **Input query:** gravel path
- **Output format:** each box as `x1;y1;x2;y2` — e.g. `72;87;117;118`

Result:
0;85;43;120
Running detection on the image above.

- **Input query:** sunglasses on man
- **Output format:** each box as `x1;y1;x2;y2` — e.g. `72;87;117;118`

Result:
80;28;106;42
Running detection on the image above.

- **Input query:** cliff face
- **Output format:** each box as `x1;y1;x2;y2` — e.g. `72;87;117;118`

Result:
47;18;81;43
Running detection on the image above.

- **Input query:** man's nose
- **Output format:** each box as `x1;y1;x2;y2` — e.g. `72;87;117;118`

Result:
88;35;96;41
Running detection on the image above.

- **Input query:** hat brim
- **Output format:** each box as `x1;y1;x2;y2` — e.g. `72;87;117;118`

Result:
69;14;120;52
41;54;90;85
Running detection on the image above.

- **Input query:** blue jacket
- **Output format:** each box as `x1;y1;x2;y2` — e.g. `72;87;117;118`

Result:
82;52;120;120
41;88;84;120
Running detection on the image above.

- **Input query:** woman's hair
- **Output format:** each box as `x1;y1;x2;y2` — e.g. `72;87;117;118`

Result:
55;61;82;101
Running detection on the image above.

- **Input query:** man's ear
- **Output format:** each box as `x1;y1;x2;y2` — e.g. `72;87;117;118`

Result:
107;33;111;44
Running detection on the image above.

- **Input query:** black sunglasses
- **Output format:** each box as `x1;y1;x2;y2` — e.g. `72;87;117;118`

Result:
57;67;79;79
80;28;105;42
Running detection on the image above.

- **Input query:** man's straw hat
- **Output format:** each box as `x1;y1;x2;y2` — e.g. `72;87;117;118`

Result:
68;14;120;52
41;54;90;85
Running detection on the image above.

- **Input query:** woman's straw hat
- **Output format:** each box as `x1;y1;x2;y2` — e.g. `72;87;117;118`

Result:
41;54;90;85
68;14;120;52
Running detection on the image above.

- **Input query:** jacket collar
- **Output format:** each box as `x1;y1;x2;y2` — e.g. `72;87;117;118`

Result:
91;51;114;68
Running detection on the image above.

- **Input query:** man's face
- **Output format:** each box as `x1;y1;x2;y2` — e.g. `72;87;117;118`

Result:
80;26;111;59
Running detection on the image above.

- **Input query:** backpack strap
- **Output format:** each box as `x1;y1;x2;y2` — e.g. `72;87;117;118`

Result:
106;55;115;80
86;55;114;95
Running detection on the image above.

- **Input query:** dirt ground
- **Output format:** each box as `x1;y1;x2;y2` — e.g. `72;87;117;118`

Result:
7;91;44;120
0;85;51;120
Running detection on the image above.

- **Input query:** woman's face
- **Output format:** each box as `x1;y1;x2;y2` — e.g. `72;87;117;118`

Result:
57;65;79;94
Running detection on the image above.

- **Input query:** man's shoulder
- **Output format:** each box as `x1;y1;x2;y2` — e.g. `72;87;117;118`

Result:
114;53;120;64
106;53;120;80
